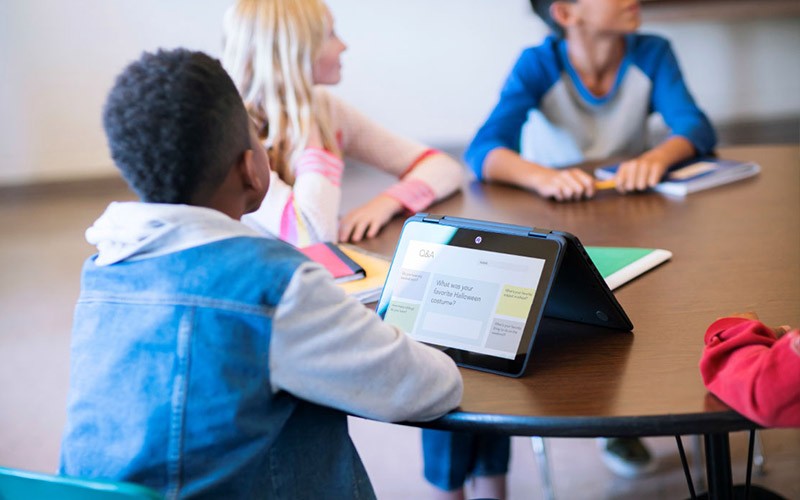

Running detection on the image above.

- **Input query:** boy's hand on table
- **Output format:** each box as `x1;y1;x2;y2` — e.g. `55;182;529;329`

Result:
726;311;761;322
533;168;595;202
339;195;403;243
614;154;669;193
721;311;793;338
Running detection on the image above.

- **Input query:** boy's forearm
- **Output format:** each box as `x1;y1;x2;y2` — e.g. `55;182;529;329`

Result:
483;148;550;192
642;136;696;167
270;263;463;423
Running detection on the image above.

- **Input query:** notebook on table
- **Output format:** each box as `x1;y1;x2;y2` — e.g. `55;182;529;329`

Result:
585;246;672;291
336;245;390;303
299;242;365;283
594;157;760;196
375;214;633;377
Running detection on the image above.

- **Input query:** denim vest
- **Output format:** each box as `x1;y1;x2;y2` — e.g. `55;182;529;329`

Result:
60;237;376;499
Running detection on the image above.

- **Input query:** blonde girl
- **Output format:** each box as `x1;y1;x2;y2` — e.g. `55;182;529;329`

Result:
222;0;464;245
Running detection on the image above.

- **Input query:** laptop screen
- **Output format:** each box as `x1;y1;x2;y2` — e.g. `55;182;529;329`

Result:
376;218;561;376
383;239;544;360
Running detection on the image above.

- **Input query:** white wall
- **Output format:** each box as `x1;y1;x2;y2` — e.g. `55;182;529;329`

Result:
0;0;232;185
1;0;798;185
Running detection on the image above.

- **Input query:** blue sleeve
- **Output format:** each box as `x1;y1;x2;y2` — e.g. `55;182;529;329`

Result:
464;44;560;180
633;35;717;155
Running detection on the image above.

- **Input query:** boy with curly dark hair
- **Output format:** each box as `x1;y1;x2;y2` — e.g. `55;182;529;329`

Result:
59;48;462;499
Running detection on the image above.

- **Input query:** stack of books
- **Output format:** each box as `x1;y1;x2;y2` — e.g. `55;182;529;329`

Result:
299;242;390;304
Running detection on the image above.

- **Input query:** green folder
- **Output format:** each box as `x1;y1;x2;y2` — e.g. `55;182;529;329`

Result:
584;246;672;290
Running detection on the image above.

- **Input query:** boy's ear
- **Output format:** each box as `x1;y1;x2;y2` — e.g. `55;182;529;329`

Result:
239;149;259;190
550;1;577;29
236;145;269;213
238;148;268;210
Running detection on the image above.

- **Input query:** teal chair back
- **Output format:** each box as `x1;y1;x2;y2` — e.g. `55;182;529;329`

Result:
0;466;163;500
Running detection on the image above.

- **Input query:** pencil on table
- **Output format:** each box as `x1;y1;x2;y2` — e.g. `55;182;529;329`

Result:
594;179;616;190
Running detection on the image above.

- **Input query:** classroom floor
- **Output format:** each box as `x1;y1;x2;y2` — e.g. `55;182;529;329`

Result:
1;165;798;499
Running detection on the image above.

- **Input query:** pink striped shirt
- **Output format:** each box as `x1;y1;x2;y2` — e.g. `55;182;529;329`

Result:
243;89;464;245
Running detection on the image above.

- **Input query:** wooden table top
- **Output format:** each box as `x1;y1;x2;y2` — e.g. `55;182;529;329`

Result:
343;144;800;437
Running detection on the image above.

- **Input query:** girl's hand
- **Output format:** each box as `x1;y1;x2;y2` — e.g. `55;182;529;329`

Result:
614;154;669;193
339;195;403;242
533;168;595;201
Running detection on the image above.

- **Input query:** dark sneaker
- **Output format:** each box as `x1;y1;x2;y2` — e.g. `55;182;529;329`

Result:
598;437;657;478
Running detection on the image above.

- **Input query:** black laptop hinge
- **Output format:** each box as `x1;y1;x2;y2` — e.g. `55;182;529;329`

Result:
422;214;445;223
528;227;551;238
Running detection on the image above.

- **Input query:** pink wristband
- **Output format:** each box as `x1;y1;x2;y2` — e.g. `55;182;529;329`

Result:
383;178;436;213
400;149;440;178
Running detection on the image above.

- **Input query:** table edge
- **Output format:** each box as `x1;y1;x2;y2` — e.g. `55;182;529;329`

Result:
406;410;758;438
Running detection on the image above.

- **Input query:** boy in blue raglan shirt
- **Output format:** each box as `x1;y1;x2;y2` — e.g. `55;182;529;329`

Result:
59;48;462;499
425;1;715;497
465;0;716;202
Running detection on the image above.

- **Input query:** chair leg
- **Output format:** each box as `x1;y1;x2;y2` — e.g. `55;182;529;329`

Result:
753;430;766;476
691;434;706;492
530;437;556;500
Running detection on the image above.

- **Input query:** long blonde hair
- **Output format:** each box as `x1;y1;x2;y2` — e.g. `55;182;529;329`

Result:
222;0;339;183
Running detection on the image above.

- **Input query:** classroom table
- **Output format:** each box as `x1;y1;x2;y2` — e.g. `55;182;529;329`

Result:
343;144;800;498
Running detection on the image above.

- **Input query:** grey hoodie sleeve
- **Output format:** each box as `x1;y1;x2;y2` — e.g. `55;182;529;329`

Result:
269;262;463;422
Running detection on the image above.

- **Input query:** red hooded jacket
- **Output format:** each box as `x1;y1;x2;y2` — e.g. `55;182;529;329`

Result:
700;318;800;427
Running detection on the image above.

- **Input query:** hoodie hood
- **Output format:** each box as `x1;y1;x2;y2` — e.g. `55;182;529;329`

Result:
86;202;262;266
